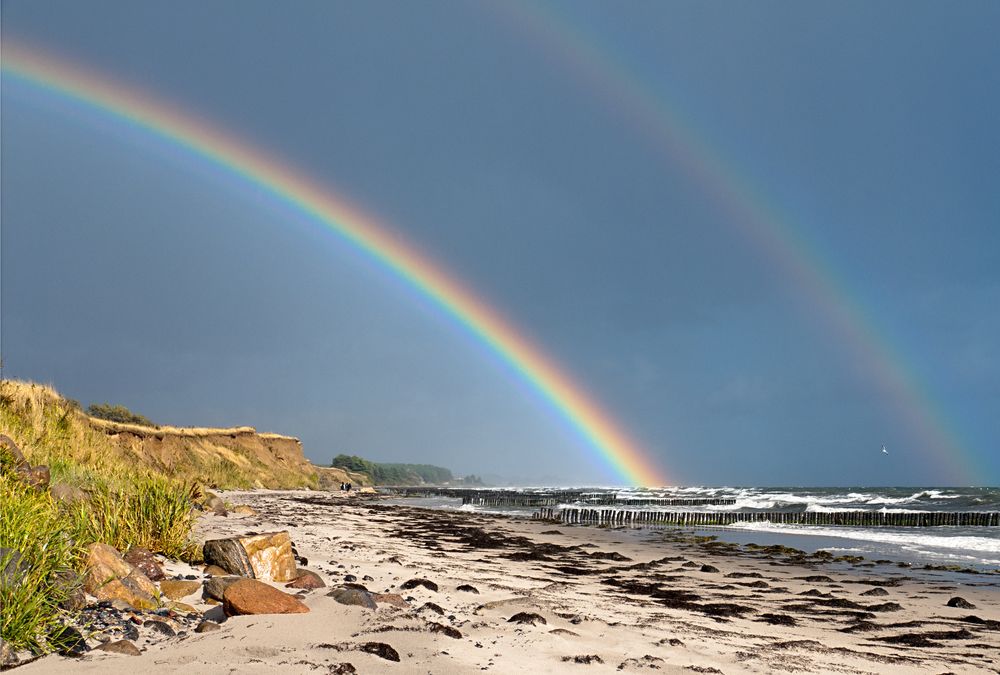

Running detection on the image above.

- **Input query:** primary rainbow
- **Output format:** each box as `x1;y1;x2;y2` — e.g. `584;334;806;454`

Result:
1;41;669;487
495;3;978;485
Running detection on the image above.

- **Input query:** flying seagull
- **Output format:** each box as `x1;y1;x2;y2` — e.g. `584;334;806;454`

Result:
881;445;888;455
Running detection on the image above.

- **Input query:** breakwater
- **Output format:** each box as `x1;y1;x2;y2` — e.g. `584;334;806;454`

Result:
383;487;736;508
535;507;1000;528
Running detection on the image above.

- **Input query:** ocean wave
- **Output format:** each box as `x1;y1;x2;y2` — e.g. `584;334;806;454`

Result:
727;521;1000;556
805;504;867;513
804;504;933;514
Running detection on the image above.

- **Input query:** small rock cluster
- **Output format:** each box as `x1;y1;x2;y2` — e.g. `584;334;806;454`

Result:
2;522;324;665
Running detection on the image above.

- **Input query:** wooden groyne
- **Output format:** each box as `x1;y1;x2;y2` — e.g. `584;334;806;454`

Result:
382;487;736;508
579;497;738;506
535;507;1000;528
384;488;591;504
461;496;738;507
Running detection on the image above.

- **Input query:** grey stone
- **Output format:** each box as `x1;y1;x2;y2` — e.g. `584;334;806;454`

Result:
327;587;377;609
203;575;243;602
49;625;89;656
94;640;141;656
202;540;254;578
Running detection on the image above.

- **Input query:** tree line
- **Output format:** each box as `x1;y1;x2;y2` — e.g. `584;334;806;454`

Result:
330;454;482;486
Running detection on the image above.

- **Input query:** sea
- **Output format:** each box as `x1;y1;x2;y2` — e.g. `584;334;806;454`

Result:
387;486;1000;572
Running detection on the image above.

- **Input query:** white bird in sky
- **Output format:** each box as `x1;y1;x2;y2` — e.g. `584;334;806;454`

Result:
881;445;888;455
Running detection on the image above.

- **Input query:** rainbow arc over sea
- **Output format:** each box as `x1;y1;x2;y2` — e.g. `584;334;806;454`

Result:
494;3;979;485
1;41;669;487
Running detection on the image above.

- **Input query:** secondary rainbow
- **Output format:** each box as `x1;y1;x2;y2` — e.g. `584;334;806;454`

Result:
496;3;977;484
1;41;668;487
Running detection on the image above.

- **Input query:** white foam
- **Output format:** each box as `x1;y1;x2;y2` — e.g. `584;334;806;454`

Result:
727;521;1000;557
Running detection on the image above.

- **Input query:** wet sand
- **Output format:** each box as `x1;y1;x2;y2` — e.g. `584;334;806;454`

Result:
19;489;1000;674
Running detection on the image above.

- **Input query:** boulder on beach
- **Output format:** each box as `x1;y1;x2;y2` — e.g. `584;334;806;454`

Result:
160;579;201;600
222;578;310;616
124;548;165;581
373;592;408;609
285;569;325;589
83;543;158;610
203;531;298;581
94;640;142;656
203;575;244;602
328;587;378;609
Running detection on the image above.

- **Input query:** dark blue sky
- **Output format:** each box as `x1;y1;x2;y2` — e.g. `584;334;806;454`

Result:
2;1;997;485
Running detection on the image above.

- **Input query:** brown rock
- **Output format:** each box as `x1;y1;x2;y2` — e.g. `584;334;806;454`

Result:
124;548;165;581
285;569;325;589
94;579;158;611
86;544;158;595
95;640;141;656
203;564;230;577
203;531;297;582
232;505;258;516
159;579;201;600
84;544;158;610
222;579;309;616
195;621;222;633
372;593;409;609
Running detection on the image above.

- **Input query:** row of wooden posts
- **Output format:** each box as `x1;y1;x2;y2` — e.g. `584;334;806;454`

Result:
535;507;1000;528
460;495;738;507
385;487;736;508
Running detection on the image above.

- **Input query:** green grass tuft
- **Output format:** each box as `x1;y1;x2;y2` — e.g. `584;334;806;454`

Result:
0;476;85;652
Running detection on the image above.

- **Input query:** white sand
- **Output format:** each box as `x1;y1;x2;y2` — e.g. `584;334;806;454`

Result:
18;489;1000;674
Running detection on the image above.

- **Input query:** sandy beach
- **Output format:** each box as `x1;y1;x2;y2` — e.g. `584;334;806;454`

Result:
16;490;1000;674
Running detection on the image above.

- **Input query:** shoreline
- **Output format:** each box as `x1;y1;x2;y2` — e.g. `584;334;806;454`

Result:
17;489;1000;674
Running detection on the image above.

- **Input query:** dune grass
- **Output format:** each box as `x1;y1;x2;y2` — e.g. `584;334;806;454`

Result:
0;383;201;652
0;475;86;653
0;379;322;652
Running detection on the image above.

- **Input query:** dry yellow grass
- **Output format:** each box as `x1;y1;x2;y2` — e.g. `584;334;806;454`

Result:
0;379;341;489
